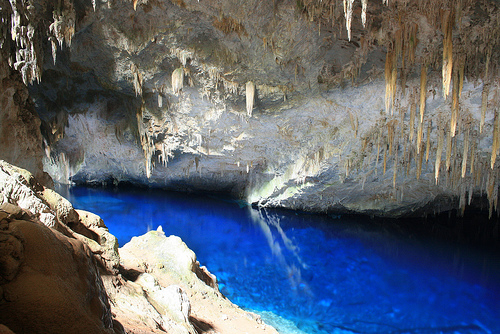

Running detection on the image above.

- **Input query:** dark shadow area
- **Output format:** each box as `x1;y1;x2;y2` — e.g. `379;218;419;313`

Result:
119;266;143;282
189;316;215;334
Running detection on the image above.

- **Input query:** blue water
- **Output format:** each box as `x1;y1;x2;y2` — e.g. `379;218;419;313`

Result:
64;185;500;334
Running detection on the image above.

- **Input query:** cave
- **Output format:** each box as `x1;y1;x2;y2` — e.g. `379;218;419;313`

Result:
1;0;500;333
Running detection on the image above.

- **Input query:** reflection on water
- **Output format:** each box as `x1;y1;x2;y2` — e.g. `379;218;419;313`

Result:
64;185;500;334
249;208;311;296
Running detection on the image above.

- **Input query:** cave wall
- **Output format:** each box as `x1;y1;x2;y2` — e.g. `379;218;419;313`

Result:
2;0;500;217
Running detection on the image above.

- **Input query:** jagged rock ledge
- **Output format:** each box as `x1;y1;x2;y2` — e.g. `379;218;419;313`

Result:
0;160;278;334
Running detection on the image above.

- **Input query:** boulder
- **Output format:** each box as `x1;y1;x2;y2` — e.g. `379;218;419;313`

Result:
0;203;120;334
77;209;120;273
117;227;278;334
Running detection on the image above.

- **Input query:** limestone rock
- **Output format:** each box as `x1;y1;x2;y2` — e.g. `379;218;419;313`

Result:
77;209;120;272
117;229;279;334
0;204;118;334
0;161;118;272
40;187;79;225
0;160;61;231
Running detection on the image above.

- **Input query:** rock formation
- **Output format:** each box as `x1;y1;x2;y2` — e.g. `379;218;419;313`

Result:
0;160;276;333
1;1;500;218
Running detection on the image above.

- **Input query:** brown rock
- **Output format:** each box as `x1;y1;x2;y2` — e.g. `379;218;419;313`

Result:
0;208;117;334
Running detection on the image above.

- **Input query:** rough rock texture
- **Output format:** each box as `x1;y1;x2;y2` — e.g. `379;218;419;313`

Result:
15;0;498;217
0;54;47;185
112;229;278;334
2;0;500;217
0;161;278;333
0;203;117;334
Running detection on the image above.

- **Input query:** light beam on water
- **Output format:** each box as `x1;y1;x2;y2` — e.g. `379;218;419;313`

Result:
63;185;500;334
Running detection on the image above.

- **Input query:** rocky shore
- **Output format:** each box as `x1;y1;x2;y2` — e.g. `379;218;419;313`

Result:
0;160;277;333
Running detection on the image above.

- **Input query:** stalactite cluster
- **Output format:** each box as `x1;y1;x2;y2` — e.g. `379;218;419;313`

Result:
296;0;500;215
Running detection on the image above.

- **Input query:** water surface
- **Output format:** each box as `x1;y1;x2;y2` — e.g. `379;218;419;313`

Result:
64;185;500;334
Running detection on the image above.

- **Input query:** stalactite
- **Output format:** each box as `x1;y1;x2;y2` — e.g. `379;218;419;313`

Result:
417;119;424;155
406;146;412;176
425;122;431;162
419;65;427;124
480;84;489;133
468;178;474;205
445;127;453;171
361;0;368;28
385;51;397;114
462;129;469;178
387;120;396;155
343;0;354;41
172;67;184;95
435;127;444;184
246;81;255;117
375;132;381;174
451;69;459;137
487;168;496;218
383;148;387;175
470;142;476;176
417;65;427;153
417;142;424;179
131;64;143;96
441;10;453;99
459;184;467;216
393;147;398;189
491;109;499;169
409;94;416;141
408;23;418;66
458;57;465;98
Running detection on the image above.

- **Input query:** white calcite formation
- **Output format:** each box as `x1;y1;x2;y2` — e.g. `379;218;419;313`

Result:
2;0;500;218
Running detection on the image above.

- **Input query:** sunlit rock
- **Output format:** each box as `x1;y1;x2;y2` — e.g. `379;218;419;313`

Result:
0;203;117;334
117;229;278;334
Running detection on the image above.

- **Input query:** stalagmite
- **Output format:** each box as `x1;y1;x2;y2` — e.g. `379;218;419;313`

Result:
246;81;255;117
441;10;453;99
435;127;444;184
462;129;469;178
172;67;184;95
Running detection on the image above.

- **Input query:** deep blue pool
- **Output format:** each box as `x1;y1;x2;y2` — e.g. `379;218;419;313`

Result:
63;185;500;334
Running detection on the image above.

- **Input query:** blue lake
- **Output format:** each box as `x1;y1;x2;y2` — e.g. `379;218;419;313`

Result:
62;185;500;334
